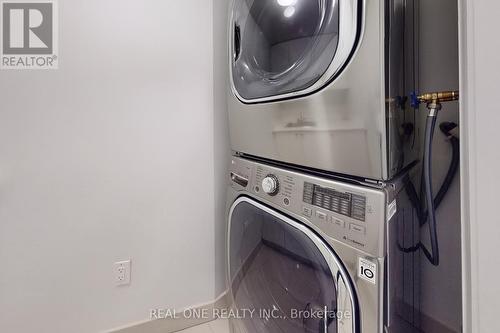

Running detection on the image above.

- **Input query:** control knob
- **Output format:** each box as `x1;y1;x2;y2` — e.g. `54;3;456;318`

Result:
262;175;280;196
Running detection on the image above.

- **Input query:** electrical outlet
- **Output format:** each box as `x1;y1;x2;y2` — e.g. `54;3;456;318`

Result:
114;260;131;286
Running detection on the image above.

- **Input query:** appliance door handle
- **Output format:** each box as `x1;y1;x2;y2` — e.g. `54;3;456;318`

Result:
234;23;241;61
230;172;248;188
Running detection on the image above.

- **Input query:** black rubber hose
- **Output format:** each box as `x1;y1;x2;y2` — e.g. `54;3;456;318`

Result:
434;123;460;208
399;122;459;259
422;114;440;266
405;179;424;222
420;123;460;225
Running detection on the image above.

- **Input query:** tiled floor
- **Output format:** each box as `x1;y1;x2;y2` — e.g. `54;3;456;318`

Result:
178;319;230;333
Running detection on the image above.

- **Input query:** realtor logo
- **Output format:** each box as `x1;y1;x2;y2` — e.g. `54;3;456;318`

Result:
1;0;58;69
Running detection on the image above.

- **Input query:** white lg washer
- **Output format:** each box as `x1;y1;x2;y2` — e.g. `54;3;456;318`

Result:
226;156;421;333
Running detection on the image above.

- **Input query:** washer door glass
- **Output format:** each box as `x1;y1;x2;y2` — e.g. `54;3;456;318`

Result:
228;198;358;333
230;0;359;103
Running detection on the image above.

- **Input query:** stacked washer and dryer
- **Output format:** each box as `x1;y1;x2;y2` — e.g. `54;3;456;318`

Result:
225;0;422;332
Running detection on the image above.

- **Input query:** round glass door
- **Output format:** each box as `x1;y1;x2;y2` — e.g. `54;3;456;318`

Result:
228;197;359;333
230;0;361;103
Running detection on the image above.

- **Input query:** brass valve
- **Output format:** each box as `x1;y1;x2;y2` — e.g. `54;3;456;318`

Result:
417;91;459;104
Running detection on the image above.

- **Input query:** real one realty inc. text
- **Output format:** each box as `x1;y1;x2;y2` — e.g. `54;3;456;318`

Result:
150;308;353;321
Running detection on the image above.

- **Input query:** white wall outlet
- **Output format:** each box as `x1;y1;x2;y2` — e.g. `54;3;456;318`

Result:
114;260;131;286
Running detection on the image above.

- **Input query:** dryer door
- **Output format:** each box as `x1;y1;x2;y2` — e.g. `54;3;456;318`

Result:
229;0;362;104
228;197;359;333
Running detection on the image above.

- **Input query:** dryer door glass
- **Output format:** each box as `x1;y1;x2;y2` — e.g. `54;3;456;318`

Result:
230;0;359;103
228;198;358;333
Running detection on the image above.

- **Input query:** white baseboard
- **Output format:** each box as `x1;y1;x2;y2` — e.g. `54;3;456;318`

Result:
106;291;230;333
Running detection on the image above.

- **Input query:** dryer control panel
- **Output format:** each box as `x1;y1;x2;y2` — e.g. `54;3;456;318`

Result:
229;157;388;258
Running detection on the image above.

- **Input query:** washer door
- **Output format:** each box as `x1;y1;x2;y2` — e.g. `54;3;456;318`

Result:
228;197;359;333
229;0;362;103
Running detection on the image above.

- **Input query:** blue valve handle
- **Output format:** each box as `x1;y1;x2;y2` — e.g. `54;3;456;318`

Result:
410;92;420;109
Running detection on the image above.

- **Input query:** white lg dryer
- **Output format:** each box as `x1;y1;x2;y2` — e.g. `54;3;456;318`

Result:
227;0;418;181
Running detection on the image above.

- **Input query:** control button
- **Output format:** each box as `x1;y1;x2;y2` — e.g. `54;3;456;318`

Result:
350;224;366;234
313;195;324;207
262;175;280;196
302;207;313;217
316;211;327;221
331;217;346;228
303;183;314;204
323;196;332;209
254;186;260;193
283;198;290;206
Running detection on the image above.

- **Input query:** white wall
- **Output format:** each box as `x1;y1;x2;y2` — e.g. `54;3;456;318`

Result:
0;1;215;332
461;0;500;332
213;0;231;297
418;1;462;332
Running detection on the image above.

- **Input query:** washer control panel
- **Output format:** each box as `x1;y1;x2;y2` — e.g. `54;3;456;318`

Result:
229;157;387;257
303;183;367;222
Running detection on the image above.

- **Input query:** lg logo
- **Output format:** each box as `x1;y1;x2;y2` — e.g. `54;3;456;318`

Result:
1;1;58;69
358;257;377;284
